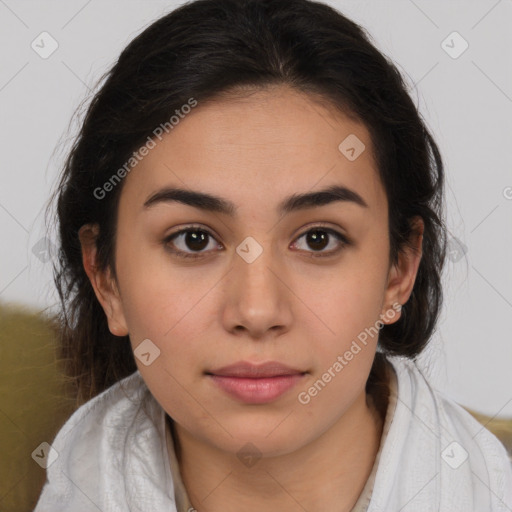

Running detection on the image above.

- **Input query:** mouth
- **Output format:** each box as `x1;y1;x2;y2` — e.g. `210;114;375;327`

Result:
206;361;307;404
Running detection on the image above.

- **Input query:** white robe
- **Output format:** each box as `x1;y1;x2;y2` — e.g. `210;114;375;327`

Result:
34;356;512;511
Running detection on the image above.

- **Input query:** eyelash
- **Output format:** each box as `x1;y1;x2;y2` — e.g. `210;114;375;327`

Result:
163;223;350;260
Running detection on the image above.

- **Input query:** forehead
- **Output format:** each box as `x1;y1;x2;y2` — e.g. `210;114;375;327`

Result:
120;85;386;216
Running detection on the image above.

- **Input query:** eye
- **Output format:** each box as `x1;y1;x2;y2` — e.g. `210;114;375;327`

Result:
163;224;350;260
163;225;222;259
291;225;350;257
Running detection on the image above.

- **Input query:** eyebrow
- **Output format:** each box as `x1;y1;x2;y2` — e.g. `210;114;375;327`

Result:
143;184;368;215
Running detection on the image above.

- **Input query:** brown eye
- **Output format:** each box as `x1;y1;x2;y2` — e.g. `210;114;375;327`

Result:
292;227;349;257
182;230;209;251
305;229;329;251
164;227;222;259
163;224;349;260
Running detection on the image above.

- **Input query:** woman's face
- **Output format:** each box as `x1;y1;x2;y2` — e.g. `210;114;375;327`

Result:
83;85;421;458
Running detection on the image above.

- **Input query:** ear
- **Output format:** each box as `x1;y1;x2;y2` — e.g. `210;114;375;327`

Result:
380;216;424;325
78;223;129;337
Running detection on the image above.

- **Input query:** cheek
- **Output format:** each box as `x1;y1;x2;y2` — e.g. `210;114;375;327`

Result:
123;301;212;428
115;236;212;336
303;261;387;341
295;274;385;414
115;244;215;371
297;255;388;386
307;290;381;384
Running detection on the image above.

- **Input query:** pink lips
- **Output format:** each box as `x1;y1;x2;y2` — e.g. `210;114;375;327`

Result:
206;361;306;404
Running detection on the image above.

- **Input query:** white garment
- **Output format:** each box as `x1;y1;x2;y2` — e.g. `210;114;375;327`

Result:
34;356;512;511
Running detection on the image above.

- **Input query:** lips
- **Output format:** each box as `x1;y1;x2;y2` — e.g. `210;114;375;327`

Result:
206;361;307;404
207;361;305;378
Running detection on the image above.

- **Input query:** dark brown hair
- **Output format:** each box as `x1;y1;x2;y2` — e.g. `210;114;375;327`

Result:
47;0;447;406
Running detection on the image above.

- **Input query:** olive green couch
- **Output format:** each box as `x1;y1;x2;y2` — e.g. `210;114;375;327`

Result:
0;303;75;512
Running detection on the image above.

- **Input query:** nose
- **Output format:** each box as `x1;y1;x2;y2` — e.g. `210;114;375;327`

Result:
221;240;293;340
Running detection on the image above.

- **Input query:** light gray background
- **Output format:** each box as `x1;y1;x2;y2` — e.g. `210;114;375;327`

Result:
1;0;511;417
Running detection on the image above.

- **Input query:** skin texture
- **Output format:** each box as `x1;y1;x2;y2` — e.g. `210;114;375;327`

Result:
80;84;423;511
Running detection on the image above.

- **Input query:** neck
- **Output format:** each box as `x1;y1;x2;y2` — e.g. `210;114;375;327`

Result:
170;385;386;512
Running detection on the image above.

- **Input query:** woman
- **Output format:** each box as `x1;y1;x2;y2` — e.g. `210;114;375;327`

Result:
35;0;512;510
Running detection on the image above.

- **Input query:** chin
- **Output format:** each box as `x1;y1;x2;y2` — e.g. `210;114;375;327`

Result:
201;413;314;459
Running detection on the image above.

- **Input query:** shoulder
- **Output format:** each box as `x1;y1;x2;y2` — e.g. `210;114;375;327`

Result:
388;356;511;460
374;356;512;510
34;371;171;510
56;370;149;435
389;356;509;449
47;370;151;462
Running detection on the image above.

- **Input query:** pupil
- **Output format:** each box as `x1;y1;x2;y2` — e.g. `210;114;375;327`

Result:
186;230;208;251
307;230;328;251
